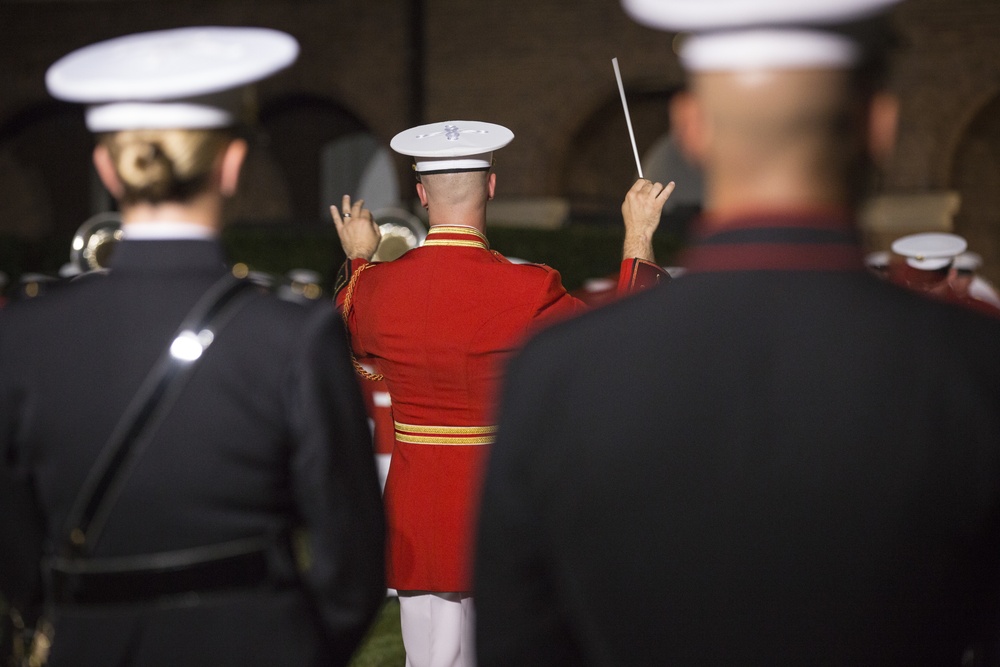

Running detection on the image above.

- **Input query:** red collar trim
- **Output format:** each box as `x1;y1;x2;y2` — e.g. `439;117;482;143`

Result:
692;209;855;235
423;225;489;250
683;212;864;274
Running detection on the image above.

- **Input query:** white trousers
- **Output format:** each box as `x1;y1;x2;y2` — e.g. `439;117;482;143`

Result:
398;591;476;667
375;453;391;493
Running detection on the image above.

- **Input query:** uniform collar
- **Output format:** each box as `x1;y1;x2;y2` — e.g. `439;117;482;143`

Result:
681;210;865;274
109;239;229;274
422;225;489;250
121;221;218;240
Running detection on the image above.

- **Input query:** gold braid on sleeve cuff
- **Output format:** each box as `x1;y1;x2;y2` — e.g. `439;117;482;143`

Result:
619;258;668;295
339;261;383;382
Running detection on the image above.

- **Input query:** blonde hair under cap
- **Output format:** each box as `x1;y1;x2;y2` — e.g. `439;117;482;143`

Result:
100;128;232;205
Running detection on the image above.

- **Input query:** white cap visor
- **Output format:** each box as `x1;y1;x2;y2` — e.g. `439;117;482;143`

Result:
680;29;860;71
414;154;494;174
622;0;902;32
891;233;968;271
86;100;235;132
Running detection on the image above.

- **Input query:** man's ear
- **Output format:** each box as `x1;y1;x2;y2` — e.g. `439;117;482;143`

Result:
219;138;248;198
868;92;899;167
487;172;496;201
416;182;429;208
92;144;124;199
669;90;709;166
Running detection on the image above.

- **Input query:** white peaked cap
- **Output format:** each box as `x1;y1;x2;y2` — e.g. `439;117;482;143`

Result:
891;232;968;271
46;27;299;131
621;0;902;71
390;121;514;174
953;252;983;272
864;250;891;269
287;268;322;284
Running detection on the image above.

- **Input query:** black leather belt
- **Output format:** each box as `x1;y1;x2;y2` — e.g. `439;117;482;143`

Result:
45;535;295;606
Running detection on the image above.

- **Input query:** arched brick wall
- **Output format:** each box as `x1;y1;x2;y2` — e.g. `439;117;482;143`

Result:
0;103;93;240
949;93;1000;287
0;0;998;246
558;89;673;223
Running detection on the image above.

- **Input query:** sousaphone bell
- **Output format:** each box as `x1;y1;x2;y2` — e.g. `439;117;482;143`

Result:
371;207;427;262
71;212;123;273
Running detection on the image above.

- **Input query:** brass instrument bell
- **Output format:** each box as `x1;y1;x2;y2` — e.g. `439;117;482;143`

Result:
71;212;123;273
370;208;427;262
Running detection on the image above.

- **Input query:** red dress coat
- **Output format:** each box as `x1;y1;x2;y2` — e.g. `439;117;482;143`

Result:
337;225;662;591
356;369;395;457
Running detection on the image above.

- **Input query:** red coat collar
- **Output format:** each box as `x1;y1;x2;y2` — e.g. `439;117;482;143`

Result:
423;225;489;250
681;211;865;273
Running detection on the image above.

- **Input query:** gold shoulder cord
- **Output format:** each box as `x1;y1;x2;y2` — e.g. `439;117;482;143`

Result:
340;262;383;382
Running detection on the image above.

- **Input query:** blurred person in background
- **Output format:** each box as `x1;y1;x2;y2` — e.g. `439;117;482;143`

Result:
0;27;385;667
888;232;1000;317
474;0;1000;664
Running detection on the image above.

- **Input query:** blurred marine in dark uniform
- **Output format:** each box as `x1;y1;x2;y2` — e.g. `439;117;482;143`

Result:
0;27;385;667
474;0;1000;665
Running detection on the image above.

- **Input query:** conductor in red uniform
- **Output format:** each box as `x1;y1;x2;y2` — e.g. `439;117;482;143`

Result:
332;120;672;667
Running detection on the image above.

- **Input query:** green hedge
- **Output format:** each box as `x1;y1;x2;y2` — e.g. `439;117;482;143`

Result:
0;224;683;295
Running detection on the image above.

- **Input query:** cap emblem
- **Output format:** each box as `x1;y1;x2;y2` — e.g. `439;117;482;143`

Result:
415;125;490;142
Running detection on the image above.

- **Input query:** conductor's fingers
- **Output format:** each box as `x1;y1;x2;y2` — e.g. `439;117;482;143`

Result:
629;178;651;195
330;205;344;230
655;181;677;202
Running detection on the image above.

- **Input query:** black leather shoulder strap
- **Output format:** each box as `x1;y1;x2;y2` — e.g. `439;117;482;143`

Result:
61;273;257;557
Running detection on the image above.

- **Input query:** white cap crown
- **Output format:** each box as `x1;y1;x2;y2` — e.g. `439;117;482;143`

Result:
46;26;299;131
891;232;968;271
391;121;514;174
621;0;902;71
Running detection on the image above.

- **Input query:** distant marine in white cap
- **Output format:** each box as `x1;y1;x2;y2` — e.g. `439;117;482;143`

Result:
883;233;1000;314
390;120;514;175
45;26;299;131
891;232;967;271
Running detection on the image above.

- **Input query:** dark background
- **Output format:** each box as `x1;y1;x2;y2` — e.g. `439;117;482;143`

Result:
0;0;998;290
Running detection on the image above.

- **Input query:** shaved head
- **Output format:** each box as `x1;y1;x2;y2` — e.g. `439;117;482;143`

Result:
416;169;496;230
419;171;492;208
674;67;895;212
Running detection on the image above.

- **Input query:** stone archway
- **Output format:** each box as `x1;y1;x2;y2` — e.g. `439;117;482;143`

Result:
257;94;390;225
559;89;676;225
0;103;94;242
949;94;1000;287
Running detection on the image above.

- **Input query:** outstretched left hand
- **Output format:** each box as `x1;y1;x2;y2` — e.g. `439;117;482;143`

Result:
331;195;381;261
